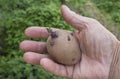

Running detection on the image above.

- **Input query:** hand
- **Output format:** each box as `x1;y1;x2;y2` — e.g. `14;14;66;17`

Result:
20;5;119;79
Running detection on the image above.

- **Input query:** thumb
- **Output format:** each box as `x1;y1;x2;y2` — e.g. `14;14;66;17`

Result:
61;5;88;30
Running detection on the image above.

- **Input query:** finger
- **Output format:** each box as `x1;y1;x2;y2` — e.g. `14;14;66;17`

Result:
23;52;49;65
25;26;49;38
61;5;88;30
20;40;47;53
40;58;67;77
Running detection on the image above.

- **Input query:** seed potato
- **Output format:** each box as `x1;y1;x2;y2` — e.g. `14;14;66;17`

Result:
47;29;81;65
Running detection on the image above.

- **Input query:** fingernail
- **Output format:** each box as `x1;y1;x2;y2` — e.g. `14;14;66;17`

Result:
62;5;75;14
62;5;70;11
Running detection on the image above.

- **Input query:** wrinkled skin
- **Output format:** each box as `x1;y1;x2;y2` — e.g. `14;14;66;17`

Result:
20;5;120;79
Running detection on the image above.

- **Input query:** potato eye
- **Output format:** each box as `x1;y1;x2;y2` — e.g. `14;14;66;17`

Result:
70;33;73;36
67;36;70;41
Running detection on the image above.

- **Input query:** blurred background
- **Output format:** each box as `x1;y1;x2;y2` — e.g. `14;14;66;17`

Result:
0;0;120;79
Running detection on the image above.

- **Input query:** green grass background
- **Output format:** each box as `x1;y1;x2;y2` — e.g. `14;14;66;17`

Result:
0;0;120;79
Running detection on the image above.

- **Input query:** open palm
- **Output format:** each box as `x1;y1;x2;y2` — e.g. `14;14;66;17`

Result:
20;5;118;79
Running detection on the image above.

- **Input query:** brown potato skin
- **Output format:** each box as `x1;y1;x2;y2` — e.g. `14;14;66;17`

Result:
47;29;81;65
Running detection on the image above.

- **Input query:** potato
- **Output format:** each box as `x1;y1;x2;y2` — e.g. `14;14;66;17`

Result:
46;29;81;65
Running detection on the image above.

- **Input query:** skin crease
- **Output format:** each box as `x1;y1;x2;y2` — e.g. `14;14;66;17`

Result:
19;5;120;79
108;42;120;79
